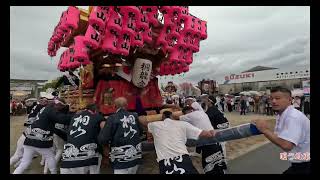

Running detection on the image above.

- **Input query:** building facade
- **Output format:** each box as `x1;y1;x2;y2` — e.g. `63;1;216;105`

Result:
218;65;310;95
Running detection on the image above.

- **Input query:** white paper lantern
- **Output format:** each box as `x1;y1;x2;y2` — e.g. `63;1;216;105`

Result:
132;58;152;88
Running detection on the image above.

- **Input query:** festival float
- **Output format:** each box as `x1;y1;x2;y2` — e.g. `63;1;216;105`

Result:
47;6;207;118
47;6;262;159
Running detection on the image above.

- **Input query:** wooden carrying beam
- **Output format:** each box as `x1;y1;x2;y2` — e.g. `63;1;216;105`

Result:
145;111;183;122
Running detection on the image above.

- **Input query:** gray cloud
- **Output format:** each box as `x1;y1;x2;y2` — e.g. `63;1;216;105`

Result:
183;35;310;84
10;6;66;80
10;6;310;86
178;6;310;85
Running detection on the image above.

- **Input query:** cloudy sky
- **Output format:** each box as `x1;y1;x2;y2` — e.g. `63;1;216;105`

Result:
10;6;310;85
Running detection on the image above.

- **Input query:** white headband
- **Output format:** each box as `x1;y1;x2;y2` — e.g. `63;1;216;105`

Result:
185;97;196;102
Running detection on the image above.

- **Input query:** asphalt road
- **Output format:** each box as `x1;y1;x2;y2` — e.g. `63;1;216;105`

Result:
227;143;290;174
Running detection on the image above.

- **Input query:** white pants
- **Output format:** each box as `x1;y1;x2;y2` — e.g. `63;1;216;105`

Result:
221;142;228;166
44;134;65;174
10;134;46;168
10;134;25;166
114;165;139;174
13;145;57;174
60;166;98;174
60;154;102;174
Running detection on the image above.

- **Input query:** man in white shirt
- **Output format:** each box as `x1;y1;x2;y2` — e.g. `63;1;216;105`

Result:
139;111;215;174
253;86;310;174
180;106;213;131
184;97;204;112
180;106;226;174
247;96;254;112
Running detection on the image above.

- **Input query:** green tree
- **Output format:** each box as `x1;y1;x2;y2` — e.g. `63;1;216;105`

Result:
41;76;61;91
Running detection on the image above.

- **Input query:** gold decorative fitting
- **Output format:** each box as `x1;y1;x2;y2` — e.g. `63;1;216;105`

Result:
102;64;111;68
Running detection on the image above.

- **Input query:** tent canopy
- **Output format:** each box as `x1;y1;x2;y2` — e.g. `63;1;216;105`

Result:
240;91;262;96
12;91;29;96
239;91;251;96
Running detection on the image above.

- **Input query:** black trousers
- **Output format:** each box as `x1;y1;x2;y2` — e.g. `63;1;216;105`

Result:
266;107;273;116
240;106;246;115
227;104;232;112
159;154;199;174
283;162;310;174
196;144;227;174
